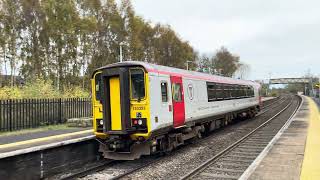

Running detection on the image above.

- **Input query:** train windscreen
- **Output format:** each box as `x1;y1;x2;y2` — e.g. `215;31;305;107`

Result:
130;68;145;101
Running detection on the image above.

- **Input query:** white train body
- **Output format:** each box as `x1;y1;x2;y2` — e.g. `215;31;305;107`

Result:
147;64;260;132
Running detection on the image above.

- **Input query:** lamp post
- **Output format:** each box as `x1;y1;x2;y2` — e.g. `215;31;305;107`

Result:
267;72;272;96
318;75;320;98
119;42;125;62
186;60;192;70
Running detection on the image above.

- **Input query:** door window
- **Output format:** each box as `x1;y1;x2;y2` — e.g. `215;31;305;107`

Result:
172;83;182;102
161;82;168;102
187;84;194;100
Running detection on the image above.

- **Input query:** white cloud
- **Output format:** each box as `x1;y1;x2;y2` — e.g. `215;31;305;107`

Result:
132;0;320;80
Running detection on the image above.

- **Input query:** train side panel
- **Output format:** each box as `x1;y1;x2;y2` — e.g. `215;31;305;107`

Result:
149;73;174;132
183;77;260;123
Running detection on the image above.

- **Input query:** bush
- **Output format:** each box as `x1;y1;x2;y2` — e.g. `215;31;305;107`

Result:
23;78;60;99
0;78;90;100
62;86;90;99
271;92;278;97
0;86;23;99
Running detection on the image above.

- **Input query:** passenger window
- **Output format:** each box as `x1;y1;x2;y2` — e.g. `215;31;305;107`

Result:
172;83;182;102
188;84;194;100
161;82;168;102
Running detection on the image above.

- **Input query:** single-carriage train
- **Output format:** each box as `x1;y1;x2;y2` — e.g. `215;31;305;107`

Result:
92;61;261;160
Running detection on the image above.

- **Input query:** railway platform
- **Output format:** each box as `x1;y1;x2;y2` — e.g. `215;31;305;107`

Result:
241;96;320;180
0;127;94;159
0;126;97;179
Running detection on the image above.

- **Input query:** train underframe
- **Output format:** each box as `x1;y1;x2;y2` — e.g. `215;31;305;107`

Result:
98;106;260;160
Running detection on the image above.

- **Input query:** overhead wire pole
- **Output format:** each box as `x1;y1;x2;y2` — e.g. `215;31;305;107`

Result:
186;60;193;71
310;76;314;97
318;75;320;98
267;72;272;96
119;42;124;62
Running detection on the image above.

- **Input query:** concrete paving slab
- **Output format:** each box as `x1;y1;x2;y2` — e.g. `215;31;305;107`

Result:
0;127;90;145
246;96;309;180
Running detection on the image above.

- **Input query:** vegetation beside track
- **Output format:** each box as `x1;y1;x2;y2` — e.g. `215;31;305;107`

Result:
0;78;89;100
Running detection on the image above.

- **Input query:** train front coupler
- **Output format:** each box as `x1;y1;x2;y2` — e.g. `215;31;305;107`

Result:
98;136;151;160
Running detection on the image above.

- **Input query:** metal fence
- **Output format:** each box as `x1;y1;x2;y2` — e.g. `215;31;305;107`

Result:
0;98;92;132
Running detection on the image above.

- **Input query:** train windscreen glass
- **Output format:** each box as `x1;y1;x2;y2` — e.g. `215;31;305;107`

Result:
130;68;145;100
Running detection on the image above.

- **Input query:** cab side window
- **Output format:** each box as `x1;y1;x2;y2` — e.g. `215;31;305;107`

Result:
161;82;168;102
95;73;101;101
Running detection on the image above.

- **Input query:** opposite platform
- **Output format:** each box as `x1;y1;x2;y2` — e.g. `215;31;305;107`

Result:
241;96;319;180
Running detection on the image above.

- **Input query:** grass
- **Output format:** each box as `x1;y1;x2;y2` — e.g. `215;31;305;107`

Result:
0;124;75;137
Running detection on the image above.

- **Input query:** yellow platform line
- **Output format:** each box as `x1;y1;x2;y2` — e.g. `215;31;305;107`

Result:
0;129;93;149
300;97;320;180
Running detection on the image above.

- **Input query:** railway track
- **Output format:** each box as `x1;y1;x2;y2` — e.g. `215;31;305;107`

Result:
180;95;301;180
59;96;288;180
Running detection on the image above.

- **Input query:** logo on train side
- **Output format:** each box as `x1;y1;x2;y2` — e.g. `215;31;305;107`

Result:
187;84;194;100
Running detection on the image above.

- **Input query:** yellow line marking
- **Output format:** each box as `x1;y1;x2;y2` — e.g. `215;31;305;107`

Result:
0;129;93;149
300;97;320;180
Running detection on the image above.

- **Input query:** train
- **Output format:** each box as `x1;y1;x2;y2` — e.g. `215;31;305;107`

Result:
91;61;261;160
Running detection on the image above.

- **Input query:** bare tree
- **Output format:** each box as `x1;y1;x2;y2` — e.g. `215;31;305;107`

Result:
234;63;251;79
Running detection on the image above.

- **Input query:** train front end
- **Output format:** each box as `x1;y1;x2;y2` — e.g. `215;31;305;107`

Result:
92;63;151;160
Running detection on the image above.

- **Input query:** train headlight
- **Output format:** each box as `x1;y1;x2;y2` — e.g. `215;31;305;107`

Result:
99;120;103;125
138;119;143;125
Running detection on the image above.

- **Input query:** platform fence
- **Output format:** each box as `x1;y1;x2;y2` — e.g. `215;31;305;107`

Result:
0;98;92;132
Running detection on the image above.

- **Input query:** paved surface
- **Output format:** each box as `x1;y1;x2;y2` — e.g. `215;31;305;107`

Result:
312;97;320;110
0;128;93;156
0;127;90;145
247;96;320;180
300;97;320;179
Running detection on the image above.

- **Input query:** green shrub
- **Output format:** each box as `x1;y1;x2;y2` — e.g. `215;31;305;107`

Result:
23;78;60;99
0;86;23;99
62;86;90;98
0;77;90;100
271;92;278;97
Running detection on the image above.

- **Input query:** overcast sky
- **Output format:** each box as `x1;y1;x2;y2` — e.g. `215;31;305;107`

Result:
132;0;320;80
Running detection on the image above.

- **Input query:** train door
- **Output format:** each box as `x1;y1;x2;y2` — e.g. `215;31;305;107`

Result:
170;76;185;128
109;76;122;131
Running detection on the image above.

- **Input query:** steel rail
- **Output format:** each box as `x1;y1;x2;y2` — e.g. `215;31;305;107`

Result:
180;96;298;180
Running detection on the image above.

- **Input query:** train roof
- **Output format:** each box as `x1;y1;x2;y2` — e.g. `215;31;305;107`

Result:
95;61;260;88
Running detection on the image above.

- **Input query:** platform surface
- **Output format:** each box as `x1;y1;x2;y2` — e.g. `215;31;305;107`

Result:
313;97;320;110
244;96;320;180
0;127;94;158
261;96;276;102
